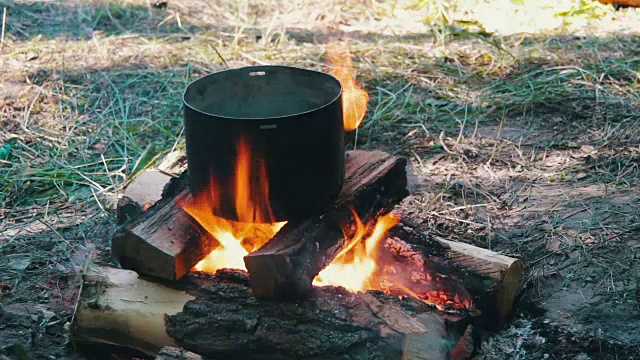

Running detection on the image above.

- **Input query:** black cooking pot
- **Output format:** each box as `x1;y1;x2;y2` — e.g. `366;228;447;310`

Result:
183;65;344;222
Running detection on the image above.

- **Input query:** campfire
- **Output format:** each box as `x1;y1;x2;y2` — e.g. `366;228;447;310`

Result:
175;43;473;312
179;135;286;273
73;43;523;360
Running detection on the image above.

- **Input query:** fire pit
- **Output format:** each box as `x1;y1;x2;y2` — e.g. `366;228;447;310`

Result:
73;45;524;360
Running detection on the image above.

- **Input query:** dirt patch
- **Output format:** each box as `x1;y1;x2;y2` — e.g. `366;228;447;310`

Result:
3;0;640;358
535;277;640;342
0;214;119;359
399;120;640;358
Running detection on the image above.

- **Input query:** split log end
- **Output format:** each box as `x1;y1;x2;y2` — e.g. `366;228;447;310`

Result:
437;237;524;328
70;266;194;355
112;190;217;281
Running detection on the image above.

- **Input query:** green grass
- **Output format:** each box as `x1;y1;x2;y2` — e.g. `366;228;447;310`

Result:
1;0;638;255
5;0;635;224
0;66;192;219
0;0;183;39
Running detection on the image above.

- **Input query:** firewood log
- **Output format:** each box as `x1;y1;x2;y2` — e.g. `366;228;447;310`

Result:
111;149;522;329
71;266;472;360
69;266;194;355
112;150;408;282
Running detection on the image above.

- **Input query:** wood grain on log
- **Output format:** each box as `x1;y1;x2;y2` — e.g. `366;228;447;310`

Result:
435;236;523;328
70;266;194;355
112;182;216;280
156;150;187;176
116;150;186;225
116;171;173;225
244;150;408;300
71;266;471;359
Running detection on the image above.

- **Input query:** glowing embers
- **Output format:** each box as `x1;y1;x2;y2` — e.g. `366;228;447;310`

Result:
313;208;475;312
377;238;476;312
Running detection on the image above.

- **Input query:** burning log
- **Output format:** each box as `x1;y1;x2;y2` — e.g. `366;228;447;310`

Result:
244;150;408;300
382;223;523;329
112;149;522;327
242;159;522;322
112;150;407;281
71;266;473;360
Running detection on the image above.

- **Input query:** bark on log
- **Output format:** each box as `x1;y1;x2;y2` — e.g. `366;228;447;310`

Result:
71;266;472;360
244;150;408;300
113;150;407;282
156;347;202;360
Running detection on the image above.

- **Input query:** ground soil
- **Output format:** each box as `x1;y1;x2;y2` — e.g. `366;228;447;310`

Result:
1;1;640;359
400;124;640;359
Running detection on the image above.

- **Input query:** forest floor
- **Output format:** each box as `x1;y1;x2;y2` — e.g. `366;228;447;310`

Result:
1;0;639;359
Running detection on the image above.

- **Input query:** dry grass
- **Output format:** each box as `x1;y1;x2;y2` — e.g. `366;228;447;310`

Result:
1;0;640;359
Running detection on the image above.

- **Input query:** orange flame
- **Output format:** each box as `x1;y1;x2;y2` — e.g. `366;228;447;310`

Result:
180;136;286;273
180;131;473;313
313;210;399;291
326;42;369;132
314;209;475;312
